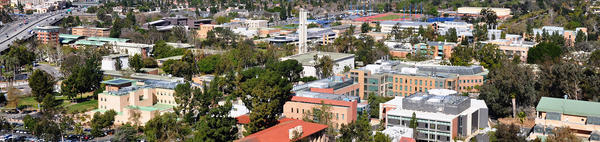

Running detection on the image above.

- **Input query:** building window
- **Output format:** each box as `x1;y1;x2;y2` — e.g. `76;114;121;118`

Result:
342;114;344;120
296;108;299;113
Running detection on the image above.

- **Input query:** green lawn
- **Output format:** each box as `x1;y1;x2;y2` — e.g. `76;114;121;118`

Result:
65;100;98;113
6;92;96;110
371;15;403;20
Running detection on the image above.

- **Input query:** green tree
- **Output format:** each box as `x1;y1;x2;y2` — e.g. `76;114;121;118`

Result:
129;54;144;72
61;57;103;100
588;50;600;69
480;8;498;29
113;124;138;141
575;30;586;43
446;28;458;42
197;55;220;74
493;123;525;142
368;93;393;118
143;58;158;68
361;22;371;33
338;112;371;141
526;42;563;64
373;132;392;142
410;112;417;138
110;18;122;38
474;24;488;41
192;101;238;142
449;45;474;66
90;110;117;137
152;40;186;58
314;55;334;79
28;70;56;103
144;113;191;141
266;59;304;82
114;58;122;71
479;61;537;118
238;70;292;135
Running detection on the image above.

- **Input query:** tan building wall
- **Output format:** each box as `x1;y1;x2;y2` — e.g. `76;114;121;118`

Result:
72;26;110;37
283;102;354;129
532;112;600;139
196;24;217;39
96;86;177;126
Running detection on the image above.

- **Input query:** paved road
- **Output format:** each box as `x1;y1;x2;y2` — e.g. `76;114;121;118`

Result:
35;63;63;79
0;9;72;51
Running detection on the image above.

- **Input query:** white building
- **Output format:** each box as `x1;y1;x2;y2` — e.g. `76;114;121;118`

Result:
457;7;511;17
109;42;153;58
101;54;129;71
245;20;268;30
280;51;355;78
380;21;431;33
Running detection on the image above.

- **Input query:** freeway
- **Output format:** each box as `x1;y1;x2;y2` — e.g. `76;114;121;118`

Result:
0;9;71;52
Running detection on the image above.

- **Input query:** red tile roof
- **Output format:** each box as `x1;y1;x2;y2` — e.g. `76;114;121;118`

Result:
290;96;355;107
236;114;296;125
399;137;416;142
239;119;328;142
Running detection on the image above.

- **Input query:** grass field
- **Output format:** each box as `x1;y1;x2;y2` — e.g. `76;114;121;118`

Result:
371;15;403;20
65;100;98;113
5;92;96;110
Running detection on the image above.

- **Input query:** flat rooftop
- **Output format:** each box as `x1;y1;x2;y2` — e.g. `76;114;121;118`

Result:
101;78;135;85
358;60;488;78
537;97;600;117
281;51;354;66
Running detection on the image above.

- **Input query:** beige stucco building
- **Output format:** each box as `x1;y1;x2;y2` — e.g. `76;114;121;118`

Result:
91;78;182;126
530;97;600;141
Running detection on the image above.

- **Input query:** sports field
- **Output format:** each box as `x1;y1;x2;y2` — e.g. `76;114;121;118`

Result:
354;12;423;22
371;15;403;20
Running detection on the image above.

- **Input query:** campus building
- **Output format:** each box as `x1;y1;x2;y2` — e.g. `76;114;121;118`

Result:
344;61;487;100
108;42;153;58
34;26;60;45
100;54;129;71
238;119;328;142
482;39;536;62
71;26;110;37
280;52;355;78
380;21;431;34
285;76;365;128
92;78;183;126
381;90;489;142
456;7;511;18
533;26;587;46
530;97;600;141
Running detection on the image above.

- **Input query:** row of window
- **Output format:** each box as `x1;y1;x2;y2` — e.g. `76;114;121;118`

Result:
289;108;345;120
460;79;482;84
159;99;175;104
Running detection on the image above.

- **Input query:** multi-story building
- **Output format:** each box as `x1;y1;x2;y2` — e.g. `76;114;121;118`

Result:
245;19;268;30
456;7;511;18
93;78;183;125
482;39;537;62
71;26;110;37
283;92;360;129
380;21;431;34
34;26;60;45
344;61;487;99
196;24;220;39
284;76;365;129
108;42;153;58
530;97;600;141
238;119;328;142
101;54;129;71
280;52;355;79
381;90;489;142
533;26;587;46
